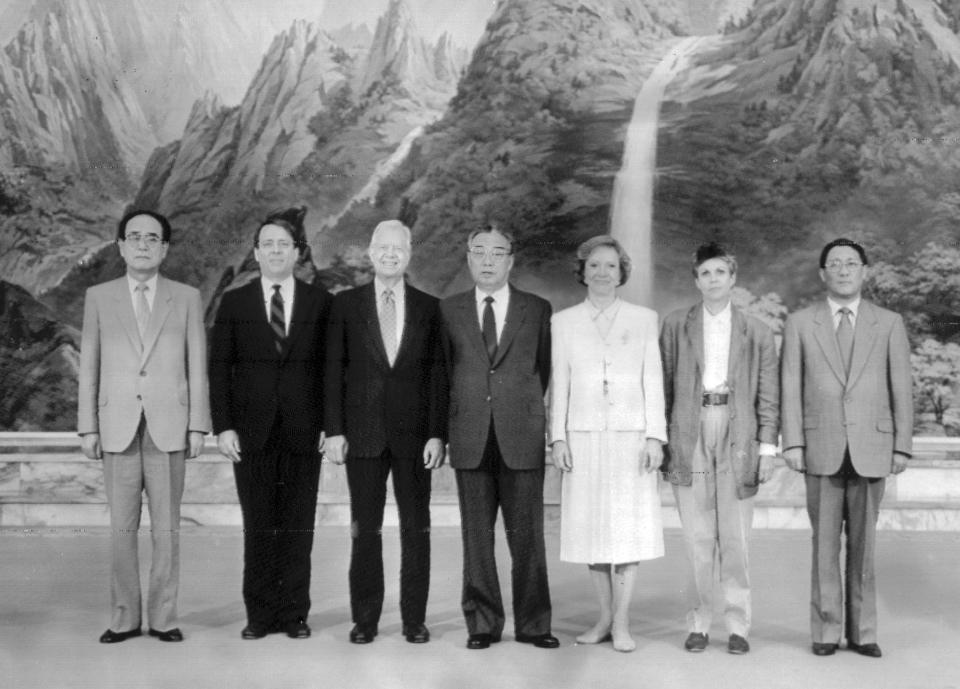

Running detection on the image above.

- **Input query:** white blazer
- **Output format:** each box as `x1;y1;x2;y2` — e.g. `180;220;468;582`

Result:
549;300;667;443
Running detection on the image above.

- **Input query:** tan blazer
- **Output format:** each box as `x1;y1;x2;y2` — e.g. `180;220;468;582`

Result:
550;300;666;443
78;276;211;453
780;299;912;476
659;303;779;498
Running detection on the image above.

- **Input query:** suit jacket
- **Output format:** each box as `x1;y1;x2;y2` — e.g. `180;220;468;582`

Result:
780;299;912;477
77;276;211;453
324;281;446;458
659;303;779;498
208;278;332;454
440;285;551;470
549;300;666;442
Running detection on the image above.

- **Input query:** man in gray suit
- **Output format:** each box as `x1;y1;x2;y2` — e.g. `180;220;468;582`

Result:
78;210;210;644
781;238;912;658
439;224;558;650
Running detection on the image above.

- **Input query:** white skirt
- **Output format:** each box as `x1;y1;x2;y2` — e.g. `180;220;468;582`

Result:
560;431;664;564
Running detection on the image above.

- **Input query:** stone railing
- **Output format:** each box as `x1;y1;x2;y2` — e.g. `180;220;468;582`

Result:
1;433;959;530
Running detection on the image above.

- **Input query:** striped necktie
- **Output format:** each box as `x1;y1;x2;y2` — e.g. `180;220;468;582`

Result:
270;284;285;354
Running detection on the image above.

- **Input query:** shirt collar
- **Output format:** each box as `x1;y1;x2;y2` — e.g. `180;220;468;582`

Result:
476;283;510;306
702;300;732;323
260;275;295;297
374;277;404;300
127;273;158;293
827;296;860;318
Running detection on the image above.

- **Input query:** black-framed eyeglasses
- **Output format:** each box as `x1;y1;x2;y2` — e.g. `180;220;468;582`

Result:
123;233;163;246
824;260;863;272
468;247;511;262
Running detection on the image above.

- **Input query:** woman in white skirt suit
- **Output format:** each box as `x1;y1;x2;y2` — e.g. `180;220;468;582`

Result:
550;235;667;652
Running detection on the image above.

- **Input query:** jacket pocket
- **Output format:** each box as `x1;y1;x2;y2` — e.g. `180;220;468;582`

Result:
876;418;894;433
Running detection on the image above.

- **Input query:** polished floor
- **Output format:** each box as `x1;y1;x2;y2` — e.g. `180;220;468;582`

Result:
1;525;958;689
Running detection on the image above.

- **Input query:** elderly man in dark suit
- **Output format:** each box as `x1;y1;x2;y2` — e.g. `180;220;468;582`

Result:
439;224;558;650
781;238;912;658
660;242;779;656
209;206;332;641
324;219;446;645
78;209;210;644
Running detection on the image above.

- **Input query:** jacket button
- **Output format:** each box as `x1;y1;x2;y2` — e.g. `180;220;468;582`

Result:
486;396;491;402
136;394;142;401
140;370;147;377
489;369;495;375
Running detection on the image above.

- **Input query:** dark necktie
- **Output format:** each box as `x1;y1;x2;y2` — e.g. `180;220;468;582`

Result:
837;307;853;377
482;296;497;362
270;284;285;354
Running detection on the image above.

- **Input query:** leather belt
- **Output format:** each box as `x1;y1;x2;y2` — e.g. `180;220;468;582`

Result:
702;392;729;406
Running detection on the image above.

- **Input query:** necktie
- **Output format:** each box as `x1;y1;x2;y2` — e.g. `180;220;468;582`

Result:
270;284;285;354
135;282;150;340
482;296;497;362
380;289;397;365
837;307;854;377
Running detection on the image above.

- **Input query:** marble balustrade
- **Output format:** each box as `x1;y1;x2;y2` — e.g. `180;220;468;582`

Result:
1;433;959;530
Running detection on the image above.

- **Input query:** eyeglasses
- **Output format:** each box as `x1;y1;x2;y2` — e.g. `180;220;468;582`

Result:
258;239;294;251
824;260;864;272
123;233;163;246
468;247;511;262
371;243;409;254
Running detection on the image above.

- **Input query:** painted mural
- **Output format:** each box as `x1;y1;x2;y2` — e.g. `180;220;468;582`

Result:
2;0;960;434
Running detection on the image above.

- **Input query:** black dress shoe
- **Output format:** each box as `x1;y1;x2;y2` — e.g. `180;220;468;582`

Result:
515;633;560;649
349;624;378;644
402;623;430;644
99;628;142;644
284;618;311;639
727;634;749;654
148;628;183;642
684;632;709;652
848;641;882;658
241;623;271;640
466;633;500;649
812;642;839;656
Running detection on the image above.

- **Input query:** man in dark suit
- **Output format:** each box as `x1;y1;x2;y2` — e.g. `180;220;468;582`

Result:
209;207;332;640
78;210;210;644
781;238;912;658
324;219;446;645
439;224;558;650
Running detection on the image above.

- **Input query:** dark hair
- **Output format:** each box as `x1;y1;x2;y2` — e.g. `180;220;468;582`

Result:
575;235;631;286
692;241;737;276
116;209;171;243
467;223;515;254
819;238;868;268
254;206;308;253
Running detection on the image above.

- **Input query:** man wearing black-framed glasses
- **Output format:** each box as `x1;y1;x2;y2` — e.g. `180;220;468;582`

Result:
781;237;912;659
78;209;211;644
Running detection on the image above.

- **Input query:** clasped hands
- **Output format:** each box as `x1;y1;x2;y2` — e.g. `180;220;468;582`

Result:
782;447;908;475
321;435;446;469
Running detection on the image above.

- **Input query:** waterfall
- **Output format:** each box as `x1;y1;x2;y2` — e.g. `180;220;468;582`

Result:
609;37;702;306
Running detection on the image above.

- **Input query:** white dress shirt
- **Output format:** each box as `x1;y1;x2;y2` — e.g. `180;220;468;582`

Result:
702;302;732;393
260;275;295;335
375;277;405;347
127;273;158;315
475;284;510;341
828;296;861;330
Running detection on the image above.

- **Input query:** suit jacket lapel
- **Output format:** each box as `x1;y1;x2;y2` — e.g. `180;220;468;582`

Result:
493;287;525;367
140;277;172;365
362;282;391;369
683;305;705;380
111;278;142;353
393;282;420;367
727;306;747;386
457;290;489;361
847;300;879;389
812;301;847;385
283;279;313;360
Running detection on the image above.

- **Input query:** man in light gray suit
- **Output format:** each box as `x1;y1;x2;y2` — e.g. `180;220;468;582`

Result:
781;238;912;658
78;210;210;644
